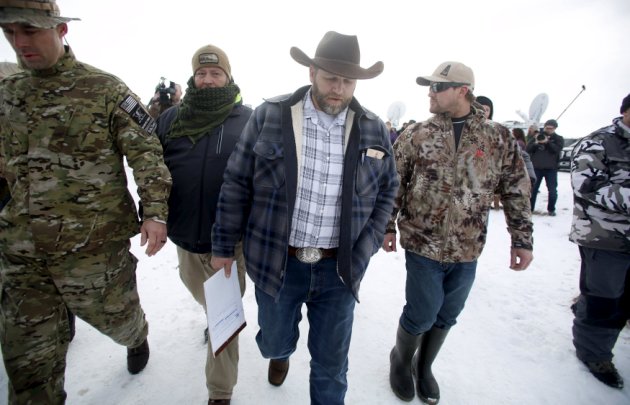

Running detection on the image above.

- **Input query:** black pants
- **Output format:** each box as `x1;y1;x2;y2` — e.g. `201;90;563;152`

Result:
572;246;630;362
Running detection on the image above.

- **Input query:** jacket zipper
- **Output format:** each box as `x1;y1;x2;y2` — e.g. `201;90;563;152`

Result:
439;125;460;262
195;129;213;245
216;125;224;154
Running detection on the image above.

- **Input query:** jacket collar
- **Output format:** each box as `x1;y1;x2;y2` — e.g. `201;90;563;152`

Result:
614;116;630;140
430;102;486;129
267;85;378;121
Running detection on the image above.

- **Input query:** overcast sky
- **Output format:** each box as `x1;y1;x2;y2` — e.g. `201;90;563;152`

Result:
1;0;628;138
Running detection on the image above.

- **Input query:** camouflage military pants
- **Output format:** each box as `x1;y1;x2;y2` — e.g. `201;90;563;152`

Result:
0;240;148;405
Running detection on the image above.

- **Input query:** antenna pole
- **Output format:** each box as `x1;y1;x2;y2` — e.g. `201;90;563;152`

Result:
556;85;586;121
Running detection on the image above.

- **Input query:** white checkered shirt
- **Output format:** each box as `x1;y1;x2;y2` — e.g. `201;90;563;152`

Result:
288;91;347;248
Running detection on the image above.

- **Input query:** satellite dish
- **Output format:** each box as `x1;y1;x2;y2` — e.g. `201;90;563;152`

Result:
515;110;529;123
387;101;406;127
528;93;549;123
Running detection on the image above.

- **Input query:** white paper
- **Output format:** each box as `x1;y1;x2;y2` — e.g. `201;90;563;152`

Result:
203;262;246;357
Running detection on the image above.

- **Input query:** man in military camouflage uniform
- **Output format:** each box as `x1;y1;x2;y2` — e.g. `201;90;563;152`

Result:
383;62;533;404
0;1;172;403
569;93;630;390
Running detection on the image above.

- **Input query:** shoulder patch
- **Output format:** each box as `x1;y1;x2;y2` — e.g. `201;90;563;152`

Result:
119;95;157;134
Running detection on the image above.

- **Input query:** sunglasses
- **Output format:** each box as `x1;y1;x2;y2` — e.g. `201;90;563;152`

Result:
429;82;468;93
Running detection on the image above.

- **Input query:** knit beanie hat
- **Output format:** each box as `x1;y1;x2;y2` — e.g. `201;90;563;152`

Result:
192;44;231;80
620;93;630;114
476;95;493;120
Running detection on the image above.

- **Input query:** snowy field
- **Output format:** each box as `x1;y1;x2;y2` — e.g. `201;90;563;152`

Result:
0;170;628;404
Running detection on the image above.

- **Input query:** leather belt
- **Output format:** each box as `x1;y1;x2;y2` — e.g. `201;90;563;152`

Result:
288;246;337;264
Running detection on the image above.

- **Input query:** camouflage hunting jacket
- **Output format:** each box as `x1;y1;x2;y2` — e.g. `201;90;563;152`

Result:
569;117;630;252
0;48;171;257
386;104;533;263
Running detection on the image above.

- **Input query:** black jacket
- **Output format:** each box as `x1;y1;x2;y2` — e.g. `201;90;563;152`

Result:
526;132;564;170
156;103;253;253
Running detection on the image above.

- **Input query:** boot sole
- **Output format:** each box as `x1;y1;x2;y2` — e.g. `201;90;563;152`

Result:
419;396;439;405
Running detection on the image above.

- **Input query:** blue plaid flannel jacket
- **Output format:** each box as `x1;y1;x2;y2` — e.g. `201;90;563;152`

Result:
211;86;399;301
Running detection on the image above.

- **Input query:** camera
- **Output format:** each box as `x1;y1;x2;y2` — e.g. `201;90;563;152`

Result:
155;77;177;107
536;133;547;142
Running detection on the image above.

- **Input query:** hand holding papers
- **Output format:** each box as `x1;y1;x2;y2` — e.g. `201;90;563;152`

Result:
204;262;246;357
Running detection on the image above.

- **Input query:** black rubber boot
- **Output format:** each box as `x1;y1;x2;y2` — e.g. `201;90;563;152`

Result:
67;307;76;342
389;325;421;401
583;360;624;389
413;326;449;405
127;339;150;374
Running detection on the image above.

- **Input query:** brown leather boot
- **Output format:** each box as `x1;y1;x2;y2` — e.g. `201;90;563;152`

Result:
268;359;290;386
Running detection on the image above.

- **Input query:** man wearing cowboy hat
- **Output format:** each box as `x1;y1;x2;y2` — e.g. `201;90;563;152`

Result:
383;62;533;404
0;1;171;403
210;31;399;404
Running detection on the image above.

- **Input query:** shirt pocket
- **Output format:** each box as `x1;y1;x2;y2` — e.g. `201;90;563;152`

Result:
47;106;110;155
356;145;388;197
253;141;286;189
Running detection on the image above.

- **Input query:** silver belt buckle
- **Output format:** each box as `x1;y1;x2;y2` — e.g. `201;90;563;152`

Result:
295;247;322;264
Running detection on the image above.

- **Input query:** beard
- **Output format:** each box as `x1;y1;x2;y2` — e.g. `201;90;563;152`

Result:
429;99;442;114
311;82;352;115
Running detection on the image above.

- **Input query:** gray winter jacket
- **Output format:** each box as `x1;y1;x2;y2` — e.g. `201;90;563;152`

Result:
569;117;630;252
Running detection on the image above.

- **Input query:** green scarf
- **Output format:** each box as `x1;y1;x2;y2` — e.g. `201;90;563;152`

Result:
167;76;241;143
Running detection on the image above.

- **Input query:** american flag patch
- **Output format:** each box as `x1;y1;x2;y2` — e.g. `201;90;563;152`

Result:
119;95;156;134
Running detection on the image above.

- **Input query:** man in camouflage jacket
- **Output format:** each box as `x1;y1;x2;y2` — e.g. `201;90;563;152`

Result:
0;2;171;403
569;93;630;389
383;62;533;404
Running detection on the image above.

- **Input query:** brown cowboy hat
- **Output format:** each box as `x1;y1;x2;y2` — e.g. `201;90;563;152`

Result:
290;31;383;80
0;0;80;29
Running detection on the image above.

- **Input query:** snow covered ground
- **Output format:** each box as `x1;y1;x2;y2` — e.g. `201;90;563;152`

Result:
1;171;628;404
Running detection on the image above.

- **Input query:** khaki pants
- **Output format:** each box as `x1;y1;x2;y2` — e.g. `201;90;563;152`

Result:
176;242;246;400
0;240;148;405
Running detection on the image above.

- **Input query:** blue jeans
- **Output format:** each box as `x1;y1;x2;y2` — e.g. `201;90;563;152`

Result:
531;168;558;212
255;256;356;405
400;251;477;334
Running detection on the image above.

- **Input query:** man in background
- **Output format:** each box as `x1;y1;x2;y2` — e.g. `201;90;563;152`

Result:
0;1;171;402
569;93;630;389
155;44;252;405
527;118;564;215
148;79;182;119
475;95;502;209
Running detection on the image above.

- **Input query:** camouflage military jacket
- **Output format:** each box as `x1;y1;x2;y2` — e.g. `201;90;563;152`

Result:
0;48;171;257
569;117;630;252
386;105;533;263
